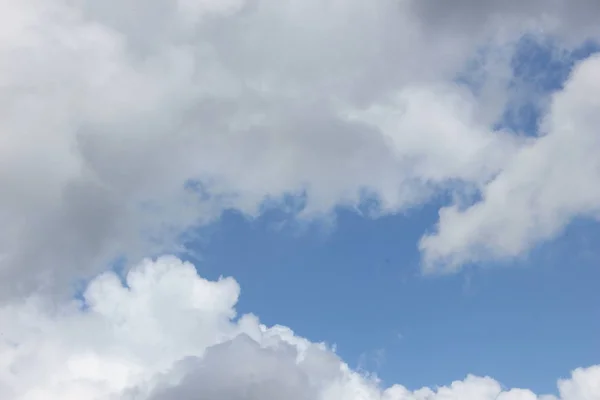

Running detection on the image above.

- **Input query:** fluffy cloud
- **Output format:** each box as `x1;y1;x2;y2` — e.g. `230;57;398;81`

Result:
0;256;598;400
3;0;600;298
420;53;600;271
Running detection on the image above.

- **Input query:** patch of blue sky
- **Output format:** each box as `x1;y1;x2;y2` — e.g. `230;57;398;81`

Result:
499;36;599;134
457;35;599;135
186;206;600;395
501;36;598;134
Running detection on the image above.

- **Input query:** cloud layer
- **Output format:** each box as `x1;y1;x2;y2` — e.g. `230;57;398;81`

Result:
1;256;598;400
3;0;600;297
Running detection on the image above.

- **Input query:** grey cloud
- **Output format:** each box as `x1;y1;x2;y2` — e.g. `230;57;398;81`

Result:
409;0;600;38
1;0;600;298
147;335;322;400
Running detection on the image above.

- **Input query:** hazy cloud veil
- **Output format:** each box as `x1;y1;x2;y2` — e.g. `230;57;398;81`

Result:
1;0;599;399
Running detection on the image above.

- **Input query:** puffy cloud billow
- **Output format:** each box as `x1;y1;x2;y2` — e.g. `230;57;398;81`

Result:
1;0;600;398
0;256;598;400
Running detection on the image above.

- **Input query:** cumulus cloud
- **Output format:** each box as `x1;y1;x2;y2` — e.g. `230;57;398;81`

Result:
420;53;600;271
3;0;600;297
0;256;598;400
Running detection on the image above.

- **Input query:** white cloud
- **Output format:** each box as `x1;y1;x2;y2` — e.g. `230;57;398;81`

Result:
0;256;598;400
3;0;600;297
420;53;600;271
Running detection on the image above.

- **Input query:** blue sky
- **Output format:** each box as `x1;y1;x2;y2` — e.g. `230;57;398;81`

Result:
4;1;600;399
184;39;600;395
188;207;600;395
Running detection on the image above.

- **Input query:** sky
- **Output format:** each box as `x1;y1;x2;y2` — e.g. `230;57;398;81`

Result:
1;0;600;399
192;207;600;395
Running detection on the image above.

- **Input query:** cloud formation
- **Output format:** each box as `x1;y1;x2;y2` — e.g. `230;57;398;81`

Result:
1;1;600;397
1;256;598;400
2;0;600;298
420;54;600;270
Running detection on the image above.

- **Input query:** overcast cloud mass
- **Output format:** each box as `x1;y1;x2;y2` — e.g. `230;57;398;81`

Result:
1;0;599;399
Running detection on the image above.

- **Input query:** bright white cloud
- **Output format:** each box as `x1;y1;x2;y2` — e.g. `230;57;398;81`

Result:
420;53;600;271
0;256;598;400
